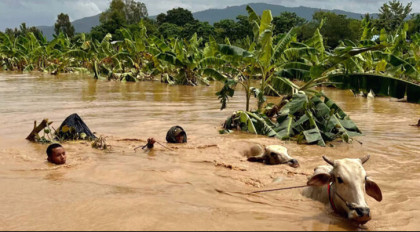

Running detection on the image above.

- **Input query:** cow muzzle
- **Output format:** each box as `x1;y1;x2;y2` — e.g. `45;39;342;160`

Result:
348;206;371;224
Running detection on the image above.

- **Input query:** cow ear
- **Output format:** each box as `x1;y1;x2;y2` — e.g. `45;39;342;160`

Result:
366;178;383;202
307;173;331;186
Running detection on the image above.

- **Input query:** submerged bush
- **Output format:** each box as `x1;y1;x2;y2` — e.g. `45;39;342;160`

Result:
223;91;362;146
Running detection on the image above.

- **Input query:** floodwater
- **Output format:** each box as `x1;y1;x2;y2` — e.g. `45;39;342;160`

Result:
0;72;419;231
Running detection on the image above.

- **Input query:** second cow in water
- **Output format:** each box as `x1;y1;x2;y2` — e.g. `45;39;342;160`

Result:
245;144;300;168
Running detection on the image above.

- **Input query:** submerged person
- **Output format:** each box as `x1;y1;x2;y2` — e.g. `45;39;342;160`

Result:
166;126;187;143
46;143;66;165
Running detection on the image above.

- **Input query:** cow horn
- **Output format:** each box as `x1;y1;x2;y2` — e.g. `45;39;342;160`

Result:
322;156;334;166
359;154;370;164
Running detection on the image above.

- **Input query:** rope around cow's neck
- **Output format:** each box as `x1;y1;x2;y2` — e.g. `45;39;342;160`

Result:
328;182;356;212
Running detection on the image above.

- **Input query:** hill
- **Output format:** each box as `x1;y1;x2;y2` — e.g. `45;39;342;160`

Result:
193;3;374;24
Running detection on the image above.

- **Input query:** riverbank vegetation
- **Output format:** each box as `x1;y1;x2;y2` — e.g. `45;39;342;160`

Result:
1;0;419;145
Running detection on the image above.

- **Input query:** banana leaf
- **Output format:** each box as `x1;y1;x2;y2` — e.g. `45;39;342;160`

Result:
303;128;325;146
218;44;253;58
407;82;420;103
329;73;420;102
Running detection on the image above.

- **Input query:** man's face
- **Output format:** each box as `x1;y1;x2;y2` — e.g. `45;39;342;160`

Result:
175;134;184;143
48;147;66;165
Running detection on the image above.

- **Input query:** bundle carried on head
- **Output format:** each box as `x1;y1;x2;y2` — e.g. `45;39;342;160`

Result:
56;113;96;140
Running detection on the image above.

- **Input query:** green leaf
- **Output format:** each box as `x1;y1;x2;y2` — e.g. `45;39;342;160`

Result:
273;28;295;60
284;92;308;115
216;79;236;110
202;68;226;82
150;35;170;52
259;10;273;36
259;29;273;68
239;111;257;134
246;5;260;25
303;128;324;144
219;44;253;57
199;57;226;67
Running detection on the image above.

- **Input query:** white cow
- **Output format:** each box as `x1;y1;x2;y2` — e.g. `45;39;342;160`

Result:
303;155;382;224
246;145;300;168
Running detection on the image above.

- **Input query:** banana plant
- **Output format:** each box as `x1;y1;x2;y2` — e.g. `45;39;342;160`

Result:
151;33;226;86
0;32;28;71
215;6;297;111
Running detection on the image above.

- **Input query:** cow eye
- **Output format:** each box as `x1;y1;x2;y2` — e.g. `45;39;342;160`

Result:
337;177;344;184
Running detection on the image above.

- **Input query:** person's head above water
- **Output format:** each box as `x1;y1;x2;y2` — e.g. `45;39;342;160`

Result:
174;128;186;143
46;143;66;165
166;126;187;143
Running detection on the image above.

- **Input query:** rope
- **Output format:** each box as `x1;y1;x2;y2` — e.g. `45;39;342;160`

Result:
155;141;174;151
249;185;308;194
134;139;174;152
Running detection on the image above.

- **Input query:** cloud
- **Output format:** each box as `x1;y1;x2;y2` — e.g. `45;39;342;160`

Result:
0;0;106;30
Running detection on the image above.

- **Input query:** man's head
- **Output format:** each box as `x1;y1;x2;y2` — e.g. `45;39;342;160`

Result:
46;143;66;165
174;128;186;143
166;126;187;143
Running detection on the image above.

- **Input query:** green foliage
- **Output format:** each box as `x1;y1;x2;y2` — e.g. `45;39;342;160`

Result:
158;23;182;39
92;0;148;41
123;0;148;24
407;14;420;37
376;0;412;33
272;12;306;35
312;11;361;48
4;23;45;42
54;13;75;38
157;7;196;27
224;91;362;146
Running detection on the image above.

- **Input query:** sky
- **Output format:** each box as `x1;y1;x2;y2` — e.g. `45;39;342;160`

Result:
0;0;418;30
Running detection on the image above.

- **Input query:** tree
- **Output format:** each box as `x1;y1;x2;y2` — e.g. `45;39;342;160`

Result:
4;23;44;41
94;0;148;40
213;16;252;43
123;0;148;24
376;0;412;32
158;8;196;27
156;13;166;25
181;21;215;41
128;17;158;37
295;21;318;42
54;13;75;38
407;13;420;37
158;23;182;38
214;19;237;42
313;11;360;48
235;15;253;40
100;0;127;26
96;0;126;41
272;12;306;35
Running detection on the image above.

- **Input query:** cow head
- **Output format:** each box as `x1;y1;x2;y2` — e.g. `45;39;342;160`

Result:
265;145;300;168
307;155;382;224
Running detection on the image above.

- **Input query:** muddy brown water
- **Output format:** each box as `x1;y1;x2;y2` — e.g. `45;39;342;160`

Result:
0;72;419;231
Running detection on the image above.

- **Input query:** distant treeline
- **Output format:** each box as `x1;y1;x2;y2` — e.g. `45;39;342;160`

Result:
2;0;420;49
